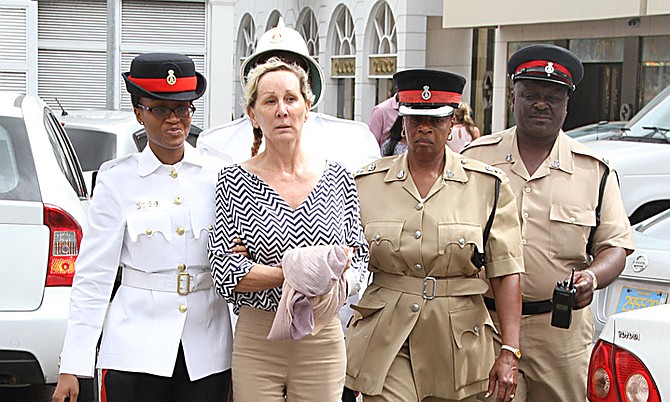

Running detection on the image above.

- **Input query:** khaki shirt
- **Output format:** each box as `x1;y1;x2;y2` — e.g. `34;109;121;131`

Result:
345;149;524;399
463;127;635;301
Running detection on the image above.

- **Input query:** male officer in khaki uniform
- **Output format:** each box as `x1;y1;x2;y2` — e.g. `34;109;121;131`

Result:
463;44;635;402
347;69;524;402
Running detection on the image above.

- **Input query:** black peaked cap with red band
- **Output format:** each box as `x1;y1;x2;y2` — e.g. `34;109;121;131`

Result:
508;44;583;91
393;69;466;117
123;53;206;101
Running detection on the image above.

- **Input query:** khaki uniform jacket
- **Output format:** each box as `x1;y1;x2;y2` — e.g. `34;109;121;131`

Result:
462;128;634;301
345;149;524;400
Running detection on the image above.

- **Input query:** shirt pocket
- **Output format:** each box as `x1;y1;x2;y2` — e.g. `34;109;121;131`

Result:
346;296;387;378
437;223;483;276
126;211;173;268
364;220;404;273
549;204;595;261
449;300;496;390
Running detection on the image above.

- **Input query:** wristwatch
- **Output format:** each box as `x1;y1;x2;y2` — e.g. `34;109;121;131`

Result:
501;344;522;359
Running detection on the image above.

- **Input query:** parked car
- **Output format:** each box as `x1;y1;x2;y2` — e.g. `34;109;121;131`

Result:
0;92;95;400
565;120;628;143
585;84;670;224
59;110;200;192
592;209;670;340
587;303;670;401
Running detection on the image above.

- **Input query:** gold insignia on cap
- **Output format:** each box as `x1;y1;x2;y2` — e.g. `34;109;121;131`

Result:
167;69;177;85
545;62;555;76
421;86;432;100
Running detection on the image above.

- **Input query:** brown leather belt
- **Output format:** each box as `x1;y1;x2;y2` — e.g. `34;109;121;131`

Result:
484;296;552;315
372;272;489;299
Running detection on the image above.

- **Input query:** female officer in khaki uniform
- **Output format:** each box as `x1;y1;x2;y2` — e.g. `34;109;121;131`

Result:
346;70;524;402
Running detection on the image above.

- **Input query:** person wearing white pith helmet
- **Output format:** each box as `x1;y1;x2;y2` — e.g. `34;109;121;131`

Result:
197;18;380;173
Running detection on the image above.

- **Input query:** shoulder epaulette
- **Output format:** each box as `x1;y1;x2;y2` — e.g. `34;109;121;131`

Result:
354;155;397;178
569;139;611;166
99;153;135;172
459;156;506;179
462;134;503;151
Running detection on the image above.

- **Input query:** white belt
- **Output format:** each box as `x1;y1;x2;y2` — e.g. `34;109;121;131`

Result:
121;266;213;295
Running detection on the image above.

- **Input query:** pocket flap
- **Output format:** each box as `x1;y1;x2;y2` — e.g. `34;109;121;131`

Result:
127;211;172;241
189;207;215;239
449;302;495;348
550;204;596;226
364;220;404;251
350;297;387;319
438;223;483;254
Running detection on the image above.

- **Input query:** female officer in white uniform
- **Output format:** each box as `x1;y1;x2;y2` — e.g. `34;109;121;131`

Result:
52;53;233;402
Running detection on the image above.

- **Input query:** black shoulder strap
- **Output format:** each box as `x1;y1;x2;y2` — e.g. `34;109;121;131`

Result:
472;177;501;268
587;166;610;256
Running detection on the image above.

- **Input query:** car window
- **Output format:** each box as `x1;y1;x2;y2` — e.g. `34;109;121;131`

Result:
620;85;670;141
0;116;41;201
64;127;117;171
636;209;670;238
43;110;88;198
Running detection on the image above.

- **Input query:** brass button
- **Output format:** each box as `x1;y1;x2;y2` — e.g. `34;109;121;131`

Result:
208;225;213;231
145;228;152;236
177;263;186;272
524;187;531;193
170;169;178;178
415;202;424;211
523;212;529;218
374;233;381;241
414;230;422;239
410;303;420;312
176;226;185;236
174;197;182;205
136;202;141;209
414;264;423;271
178;304;187;313
522;239;527;245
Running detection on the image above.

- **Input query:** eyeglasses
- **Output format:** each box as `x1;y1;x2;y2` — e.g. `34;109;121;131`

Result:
136;104;196;120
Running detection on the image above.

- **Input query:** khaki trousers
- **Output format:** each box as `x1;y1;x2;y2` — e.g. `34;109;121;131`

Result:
363;341;476;402
476;308;593;402
232;306;346;402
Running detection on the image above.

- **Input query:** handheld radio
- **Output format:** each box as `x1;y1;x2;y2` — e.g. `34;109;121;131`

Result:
551;268;576;329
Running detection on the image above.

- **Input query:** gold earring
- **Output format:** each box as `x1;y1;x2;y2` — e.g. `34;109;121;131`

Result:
400;128;406;138
447;133;453;141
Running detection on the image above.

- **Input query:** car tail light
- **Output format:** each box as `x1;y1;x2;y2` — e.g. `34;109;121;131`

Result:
44;204;82;286
614;347;660;402
588;340;617;401
587;339;661;402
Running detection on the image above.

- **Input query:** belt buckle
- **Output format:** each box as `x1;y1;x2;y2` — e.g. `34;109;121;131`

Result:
423;276;436;300
177;273;191;295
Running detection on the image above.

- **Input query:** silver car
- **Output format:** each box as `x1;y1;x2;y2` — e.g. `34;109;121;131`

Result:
0;92;96;400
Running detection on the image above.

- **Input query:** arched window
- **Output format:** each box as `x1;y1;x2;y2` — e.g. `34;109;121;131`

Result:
297;8;319;60
331;6;356;119
266;10;281;31
372;2;396;55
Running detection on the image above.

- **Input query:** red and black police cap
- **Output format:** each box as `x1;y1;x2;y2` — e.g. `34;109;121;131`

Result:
393;69;466;117
123;53;206;101
508;44;583;91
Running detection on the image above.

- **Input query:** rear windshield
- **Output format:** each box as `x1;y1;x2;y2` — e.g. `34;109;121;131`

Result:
64;127;117;171
0;117;40;201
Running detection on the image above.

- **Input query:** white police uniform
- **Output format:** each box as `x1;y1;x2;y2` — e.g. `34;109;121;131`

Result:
59;143;233;380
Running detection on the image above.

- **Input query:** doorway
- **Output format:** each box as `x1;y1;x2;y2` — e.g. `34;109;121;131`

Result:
565;63;622;130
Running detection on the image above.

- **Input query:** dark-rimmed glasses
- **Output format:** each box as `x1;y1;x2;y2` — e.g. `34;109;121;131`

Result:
136;104;196;120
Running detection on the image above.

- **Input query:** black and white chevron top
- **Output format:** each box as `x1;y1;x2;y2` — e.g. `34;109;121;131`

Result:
208;161;369;314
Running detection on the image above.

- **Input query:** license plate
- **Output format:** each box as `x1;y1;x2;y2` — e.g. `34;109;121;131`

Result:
616;286;669;313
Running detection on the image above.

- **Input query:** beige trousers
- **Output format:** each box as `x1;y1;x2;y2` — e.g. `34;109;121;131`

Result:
362;341;476;402
232;306;346;402
476;308;593;402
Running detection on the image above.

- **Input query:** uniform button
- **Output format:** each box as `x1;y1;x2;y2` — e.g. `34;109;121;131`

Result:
458;237;465;246
414;264;423;271
570;217;576;222
374;233;381;241
396;170;405;179
178;304;187;313
145;228;152;236
170;169;178;178
523;212;529;218
522;239;527;245
176;226;185;236
416;202;424;211
410;303;420;312
177;263;186;272
136;202;141;209
174;197;182;205
414;230;422;239
473;325;479;334
524;187;531;193
208;225;213;231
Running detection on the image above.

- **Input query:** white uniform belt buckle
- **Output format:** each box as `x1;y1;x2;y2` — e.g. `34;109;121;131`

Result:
423;276;437;300
177;273;192;295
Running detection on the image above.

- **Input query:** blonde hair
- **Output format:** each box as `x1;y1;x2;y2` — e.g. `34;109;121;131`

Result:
453;102;477;137
243;57;314;156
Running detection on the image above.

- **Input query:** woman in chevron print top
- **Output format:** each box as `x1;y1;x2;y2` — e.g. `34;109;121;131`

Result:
208;57;369;402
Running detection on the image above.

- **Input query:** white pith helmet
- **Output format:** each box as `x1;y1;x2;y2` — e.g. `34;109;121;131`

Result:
240;17;325;109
